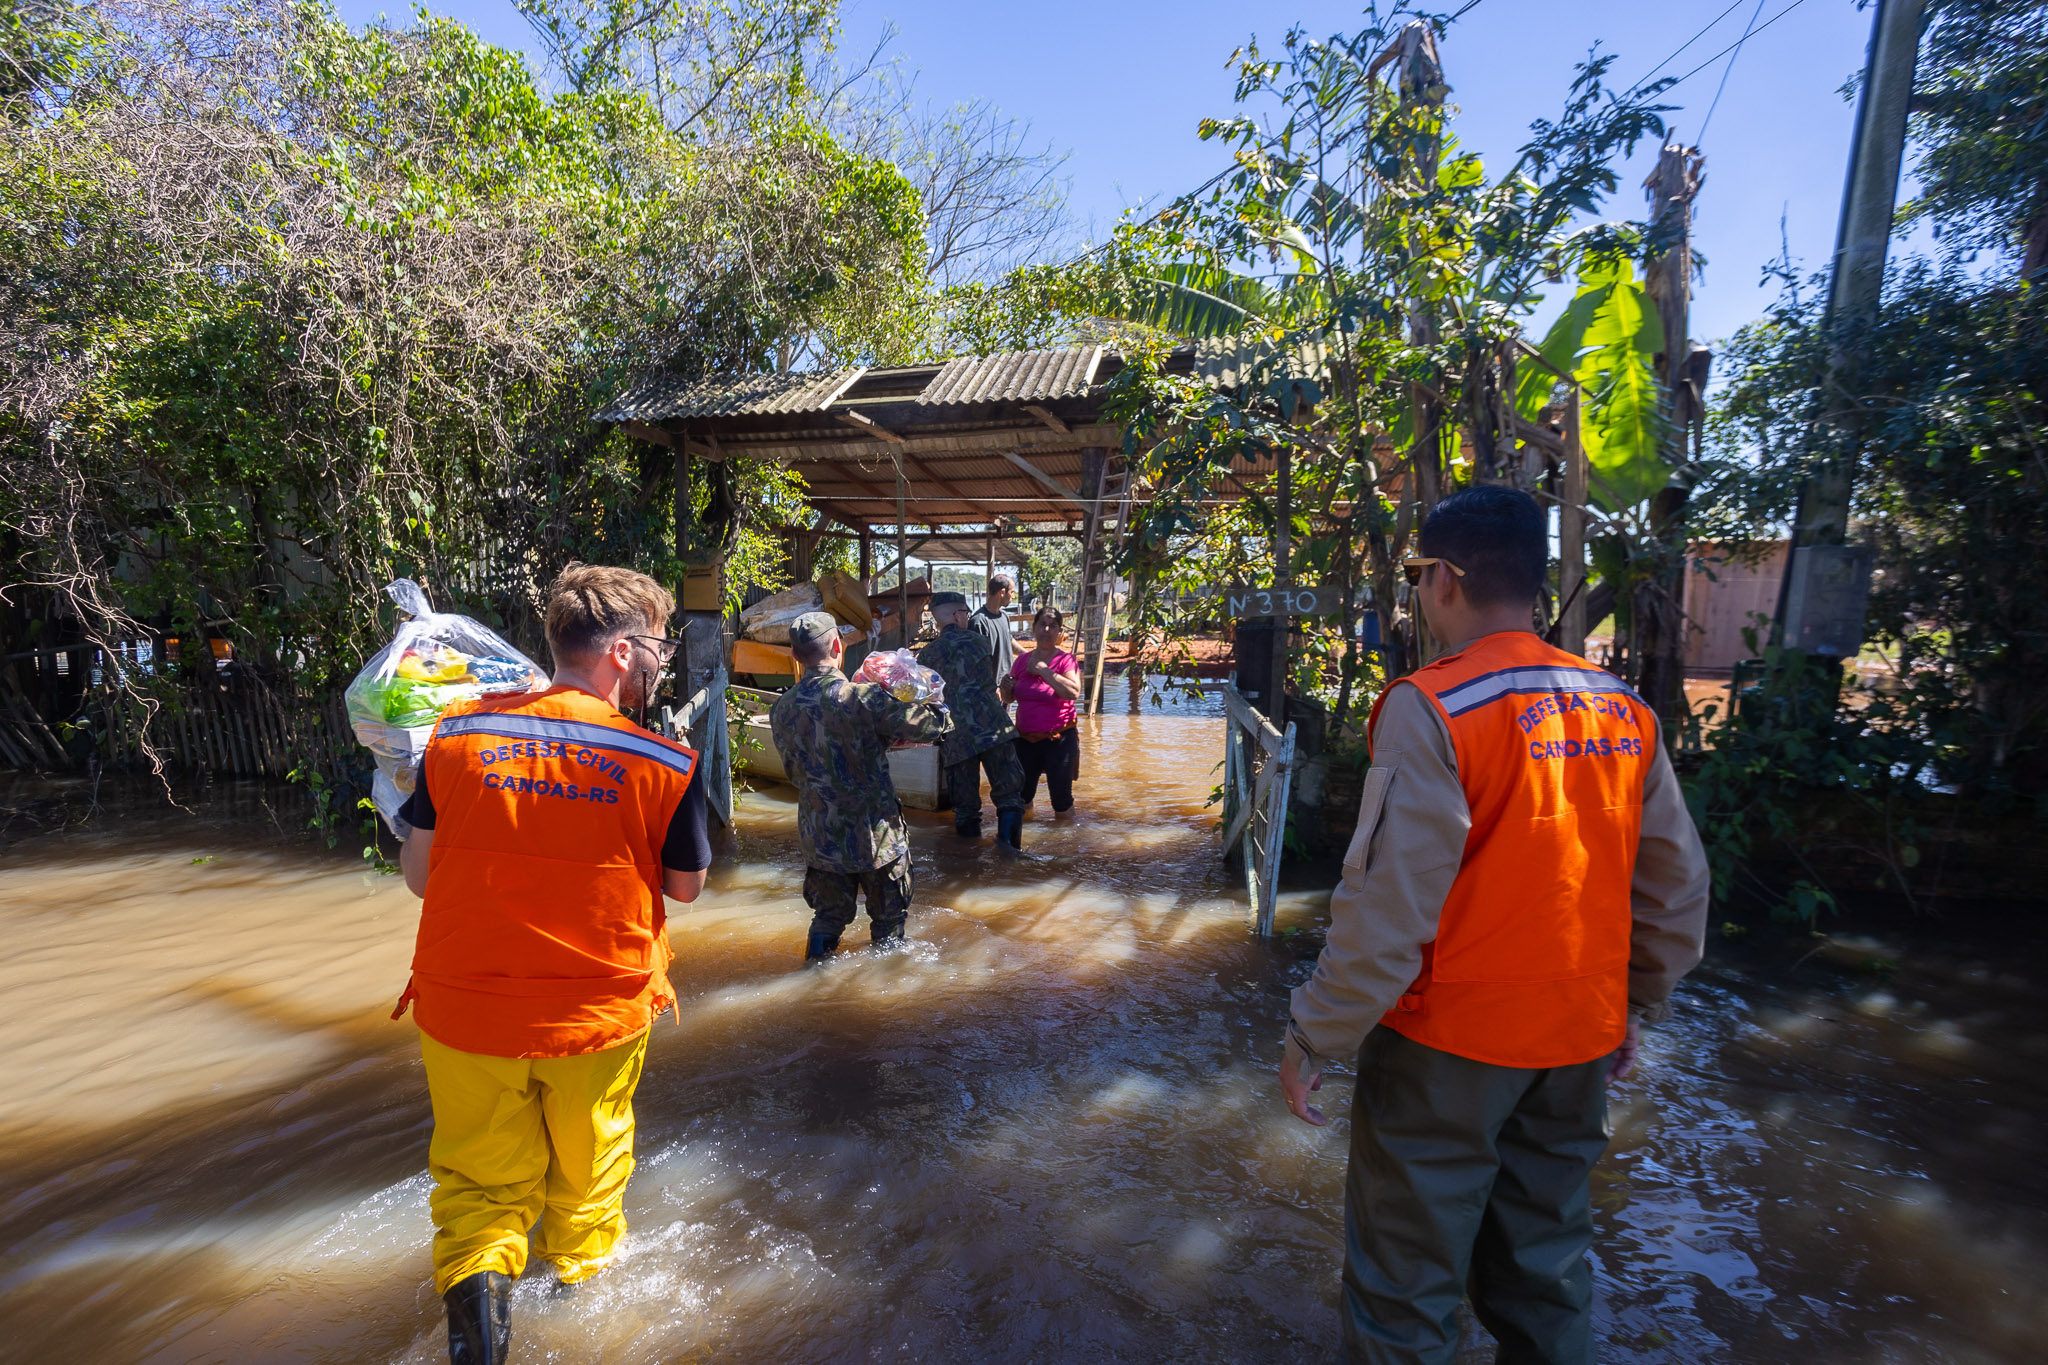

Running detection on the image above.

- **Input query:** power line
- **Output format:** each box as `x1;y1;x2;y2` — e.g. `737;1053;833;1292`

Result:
1623;0;1750;94
1667;0;1817;92
1695;0;1771;144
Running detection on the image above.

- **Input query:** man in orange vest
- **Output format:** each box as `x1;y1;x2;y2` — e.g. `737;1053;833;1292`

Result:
395;563;711;1365
1279;487;1710;1364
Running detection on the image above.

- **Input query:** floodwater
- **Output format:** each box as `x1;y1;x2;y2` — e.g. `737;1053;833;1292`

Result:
1;703;2043;1364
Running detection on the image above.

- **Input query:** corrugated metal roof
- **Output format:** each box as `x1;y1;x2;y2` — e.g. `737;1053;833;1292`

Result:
601;341;1325;425
599;368;861;422
601;348;1108;422
1192;336;1328;392
916;348;1103;406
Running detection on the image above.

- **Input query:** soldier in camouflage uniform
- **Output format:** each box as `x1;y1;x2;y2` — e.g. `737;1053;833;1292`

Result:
770;612;950;961
918;592;1027;849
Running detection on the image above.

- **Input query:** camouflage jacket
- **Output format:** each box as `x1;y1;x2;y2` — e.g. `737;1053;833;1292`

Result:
769;662;949;873
918;623;1016;763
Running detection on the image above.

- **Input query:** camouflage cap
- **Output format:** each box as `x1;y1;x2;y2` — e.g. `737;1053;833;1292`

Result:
929;591;969;609
788;611;840;649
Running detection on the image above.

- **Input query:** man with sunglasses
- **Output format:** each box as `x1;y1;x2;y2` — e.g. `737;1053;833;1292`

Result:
1278;488;1709;1364
394;563;710;1364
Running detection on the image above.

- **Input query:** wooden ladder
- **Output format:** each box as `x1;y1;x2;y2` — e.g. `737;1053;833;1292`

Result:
1075;451;1133;713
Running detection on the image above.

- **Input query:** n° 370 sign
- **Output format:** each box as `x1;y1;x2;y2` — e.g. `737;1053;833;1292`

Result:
1225;585;1341;618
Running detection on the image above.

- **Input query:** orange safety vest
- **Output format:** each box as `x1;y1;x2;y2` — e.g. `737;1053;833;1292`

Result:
1371;631;1652;1068
391;685;699;1059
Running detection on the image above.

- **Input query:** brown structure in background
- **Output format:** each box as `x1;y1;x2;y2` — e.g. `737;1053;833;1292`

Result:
601;345;1280;711
1683;541;1790;676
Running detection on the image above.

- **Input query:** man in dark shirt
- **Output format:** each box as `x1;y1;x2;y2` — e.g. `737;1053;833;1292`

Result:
919;591;1026;849
971;575;1016;673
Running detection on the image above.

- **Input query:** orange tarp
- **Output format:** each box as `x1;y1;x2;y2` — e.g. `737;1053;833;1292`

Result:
731;638;795;675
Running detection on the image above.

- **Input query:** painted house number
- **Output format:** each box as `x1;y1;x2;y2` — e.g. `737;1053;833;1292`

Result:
1226;585;1339;618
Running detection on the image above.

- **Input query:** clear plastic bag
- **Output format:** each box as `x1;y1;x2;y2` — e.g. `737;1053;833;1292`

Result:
854;648;946;706
346;579;548;838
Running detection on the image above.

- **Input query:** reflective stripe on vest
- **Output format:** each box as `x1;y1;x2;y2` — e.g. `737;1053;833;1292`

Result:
434;711;698;779
393;687;698;1060
1373;632;1650;1069
1435;665;1640;718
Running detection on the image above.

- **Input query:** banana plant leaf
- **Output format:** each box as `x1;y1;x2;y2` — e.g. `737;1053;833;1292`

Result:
1517;257;1670;510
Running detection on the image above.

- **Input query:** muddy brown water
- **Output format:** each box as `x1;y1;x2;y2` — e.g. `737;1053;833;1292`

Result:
1;703;2044;1363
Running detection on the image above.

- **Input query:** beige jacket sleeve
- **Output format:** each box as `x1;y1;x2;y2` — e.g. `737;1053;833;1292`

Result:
1627;734;1712;1021
1285;683;1467;1063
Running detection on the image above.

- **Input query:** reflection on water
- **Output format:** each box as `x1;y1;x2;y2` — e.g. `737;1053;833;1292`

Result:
1;714;2044;1363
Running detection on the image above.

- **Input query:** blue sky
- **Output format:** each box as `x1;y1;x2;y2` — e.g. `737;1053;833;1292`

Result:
334;0;1887;353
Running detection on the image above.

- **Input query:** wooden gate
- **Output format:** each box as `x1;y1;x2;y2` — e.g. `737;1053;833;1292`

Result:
664;665;733;827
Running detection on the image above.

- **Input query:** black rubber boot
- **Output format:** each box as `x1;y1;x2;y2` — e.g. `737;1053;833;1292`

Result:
870;918;908;950
997;809;1023;851
443;1270;510;1365
953;820;982;839
804;927;842;962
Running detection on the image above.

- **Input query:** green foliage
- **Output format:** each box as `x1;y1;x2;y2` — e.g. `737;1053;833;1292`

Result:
1024;5;1672;732
1899;0;2048;275
1014;535;1079;611
1700;265;2048;798
1680;645;1926;920
0;0;932;806
1519;256;1671;509
1673;3;2048;914
0;0;90;106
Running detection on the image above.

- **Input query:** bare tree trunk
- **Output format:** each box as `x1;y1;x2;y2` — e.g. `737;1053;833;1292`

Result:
1636;144;1705;721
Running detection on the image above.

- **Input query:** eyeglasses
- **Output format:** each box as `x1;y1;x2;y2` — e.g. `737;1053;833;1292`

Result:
626;634;686;664
1401;557;1467;587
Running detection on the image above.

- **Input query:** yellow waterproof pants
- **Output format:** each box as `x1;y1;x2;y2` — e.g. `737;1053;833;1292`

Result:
418;1029;648;1295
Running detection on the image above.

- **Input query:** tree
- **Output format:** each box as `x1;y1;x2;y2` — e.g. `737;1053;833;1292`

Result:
1899;0;2048;279
519;1;1077;361
0;0;929;785
1038;7;1672;734
1676;0;2048;914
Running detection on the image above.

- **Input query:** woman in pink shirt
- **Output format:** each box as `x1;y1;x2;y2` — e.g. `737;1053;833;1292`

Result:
1001;606;1083;813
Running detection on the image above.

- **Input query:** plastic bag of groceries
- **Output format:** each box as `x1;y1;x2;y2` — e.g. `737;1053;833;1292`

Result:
853;648;946;706
346;579;549;838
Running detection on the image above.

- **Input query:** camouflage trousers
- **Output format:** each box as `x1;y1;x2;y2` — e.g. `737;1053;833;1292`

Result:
803;855;914;935
946;741;1026;833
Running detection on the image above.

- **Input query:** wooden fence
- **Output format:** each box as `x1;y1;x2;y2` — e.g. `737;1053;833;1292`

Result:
1;640;357;782
1219;681;1298;936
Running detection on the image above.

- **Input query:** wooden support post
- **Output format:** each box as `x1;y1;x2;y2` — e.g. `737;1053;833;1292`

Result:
674;441;693;565
1560;392;1589;657
1270;441;1293;729
894;454;909;647
1076;448;1109;710
859;528;872;591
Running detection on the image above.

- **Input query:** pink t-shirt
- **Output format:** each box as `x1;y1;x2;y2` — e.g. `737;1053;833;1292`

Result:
1012;651;1078;733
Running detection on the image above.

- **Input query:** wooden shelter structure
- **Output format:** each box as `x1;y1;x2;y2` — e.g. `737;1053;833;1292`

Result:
601;343;1303;932
601;345;1280;711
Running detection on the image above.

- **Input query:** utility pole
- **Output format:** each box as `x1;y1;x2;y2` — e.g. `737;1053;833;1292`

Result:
1775;0;1923;656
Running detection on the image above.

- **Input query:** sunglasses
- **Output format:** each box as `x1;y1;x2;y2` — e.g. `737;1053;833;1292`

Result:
626;634;687;664
1401;557;1467;587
